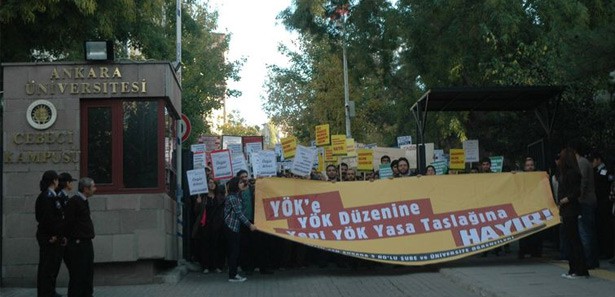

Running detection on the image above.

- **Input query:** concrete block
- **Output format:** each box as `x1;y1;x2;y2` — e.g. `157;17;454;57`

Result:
112;234;136;262
93;234;113;262
3;197;26;213
140;194;163;209
107;196;140;210
119;209;160;233
3;238;38;265
5;213;37;238
88;195;107;211
91;210;120;235
136;230;165;259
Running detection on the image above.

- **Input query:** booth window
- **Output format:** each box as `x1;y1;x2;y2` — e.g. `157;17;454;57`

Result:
81;99;165;193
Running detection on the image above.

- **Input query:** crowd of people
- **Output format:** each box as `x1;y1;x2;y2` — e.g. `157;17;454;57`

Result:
35;171;97;297
190;140;615;282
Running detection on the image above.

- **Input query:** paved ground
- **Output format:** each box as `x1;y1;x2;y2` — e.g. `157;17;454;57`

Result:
3;246;615;297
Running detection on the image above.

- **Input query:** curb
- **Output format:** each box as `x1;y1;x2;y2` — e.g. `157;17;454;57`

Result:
439;268;512;297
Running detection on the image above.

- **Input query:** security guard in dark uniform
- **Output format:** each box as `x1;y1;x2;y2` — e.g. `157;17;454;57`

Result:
64;177;97;297
35;170;64;297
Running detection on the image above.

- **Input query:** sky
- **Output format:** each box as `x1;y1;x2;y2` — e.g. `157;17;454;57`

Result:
207;0;297;127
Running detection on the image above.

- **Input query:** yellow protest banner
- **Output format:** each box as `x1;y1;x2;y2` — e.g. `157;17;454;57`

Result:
346;138;356;157
357;149;373;171
324;146;336;163
281;136;297;159
331;135;347;156
449;148;465;170
255;172;558;266
315;124;331;146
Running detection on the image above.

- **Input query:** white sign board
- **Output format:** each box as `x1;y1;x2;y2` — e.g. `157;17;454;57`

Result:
186;168;208;195
463;140;480;163
193;152;206;169
231;153;249;176
397;135;412;147
210;149;233;180
191;144;206;153
252;150;277;177
291;145;317;177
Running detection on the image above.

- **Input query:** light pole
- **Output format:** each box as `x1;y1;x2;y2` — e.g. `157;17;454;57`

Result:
342;23;351;139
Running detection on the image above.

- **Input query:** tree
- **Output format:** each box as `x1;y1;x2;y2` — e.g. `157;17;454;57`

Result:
0;0;242;143
219;111;261;136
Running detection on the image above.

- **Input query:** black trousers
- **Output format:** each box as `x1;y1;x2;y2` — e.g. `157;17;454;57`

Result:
225;226;241;279
66;239;94;297
562;216;588;276
37;238;63;297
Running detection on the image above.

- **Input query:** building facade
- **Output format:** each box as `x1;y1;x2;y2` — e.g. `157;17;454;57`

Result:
2;62;182;286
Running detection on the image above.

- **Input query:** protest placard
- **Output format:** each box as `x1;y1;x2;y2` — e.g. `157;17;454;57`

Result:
193;152;206;169
490;156;504;173
463;140;479;163
346;138;356;157
315;124;331;146
231;153;249;176
191;143;206;153
379;163;393;179
186;168;208;195
357;149;374;172
210;149;233;180
331;135;347;156
291;145;317;177
397;135;412;147
449;149;465;170
252;150;277;177
281;136;297;159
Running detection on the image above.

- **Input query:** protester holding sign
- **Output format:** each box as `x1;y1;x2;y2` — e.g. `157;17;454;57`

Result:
224;177;257;282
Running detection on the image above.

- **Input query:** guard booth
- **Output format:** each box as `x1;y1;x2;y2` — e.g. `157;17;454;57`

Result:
2;62;182;286
410;86;564;172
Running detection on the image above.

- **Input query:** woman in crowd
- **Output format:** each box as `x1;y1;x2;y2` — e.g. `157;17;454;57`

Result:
557;148;589;279
224;177;257;282
193;178;226;274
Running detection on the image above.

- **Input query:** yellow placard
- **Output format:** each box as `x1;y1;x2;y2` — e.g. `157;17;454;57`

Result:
317;149;325;173
255;172;559;266
324;145;336;162
449;148;465;170
331;135;347;156
346;138;356;157
315;124;331;146
281;136;297;159
357;149;373;171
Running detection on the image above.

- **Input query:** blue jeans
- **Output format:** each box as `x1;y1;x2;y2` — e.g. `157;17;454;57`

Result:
578;204;599;268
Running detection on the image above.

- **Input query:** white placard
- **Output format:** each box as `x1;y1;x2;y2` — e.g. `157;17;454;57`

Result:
193;152;206;169
397;135;412;147
252;150;277;177
231;153;249;176
186;168;208;195
227;143;242;155
191;144;206;153
291;145;317;177
463;140;479;163
210;149;233;180
245;142;263;155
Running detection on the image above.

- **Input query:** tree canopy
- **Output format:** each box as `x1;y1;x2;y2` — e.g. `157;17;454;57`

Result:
264;0;615;165
0;0;242;143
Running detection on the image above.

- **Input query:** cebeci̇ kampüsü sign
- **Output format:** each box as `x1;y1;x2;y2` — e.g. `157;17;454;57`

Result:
255;172;558;265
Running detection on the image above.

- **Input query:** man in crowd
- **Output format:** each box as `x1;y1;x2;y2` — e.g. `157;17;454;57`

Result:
569;141;599;269
589;151;613;260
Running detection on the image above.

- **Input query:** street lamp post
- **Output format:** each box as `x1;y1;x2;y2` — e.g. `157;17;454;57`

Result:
342;23;351;139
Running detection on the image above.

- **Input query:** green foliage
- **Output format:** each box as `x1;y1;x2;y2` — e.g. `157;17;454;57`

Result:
0;0;242;145
219;111;261;136
264;0;615;163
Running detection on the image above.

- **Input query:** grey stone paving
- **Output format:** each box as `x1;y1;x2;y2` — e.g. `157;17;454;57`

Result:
1;266;480;297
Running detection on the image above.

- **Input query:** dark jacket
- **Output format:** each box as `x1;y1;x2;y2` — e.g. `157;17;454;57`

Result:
558;170;582;218
64;194;95;240
35;189;64;241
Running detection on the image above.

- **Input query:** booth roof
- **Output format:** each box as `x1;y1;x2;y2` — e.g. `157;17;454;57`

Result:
412;86;564;112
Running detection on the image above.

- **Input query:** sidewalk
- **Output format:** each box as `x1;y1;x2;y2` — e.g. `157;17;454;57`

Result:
2;246;614;297
439;254;615;297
